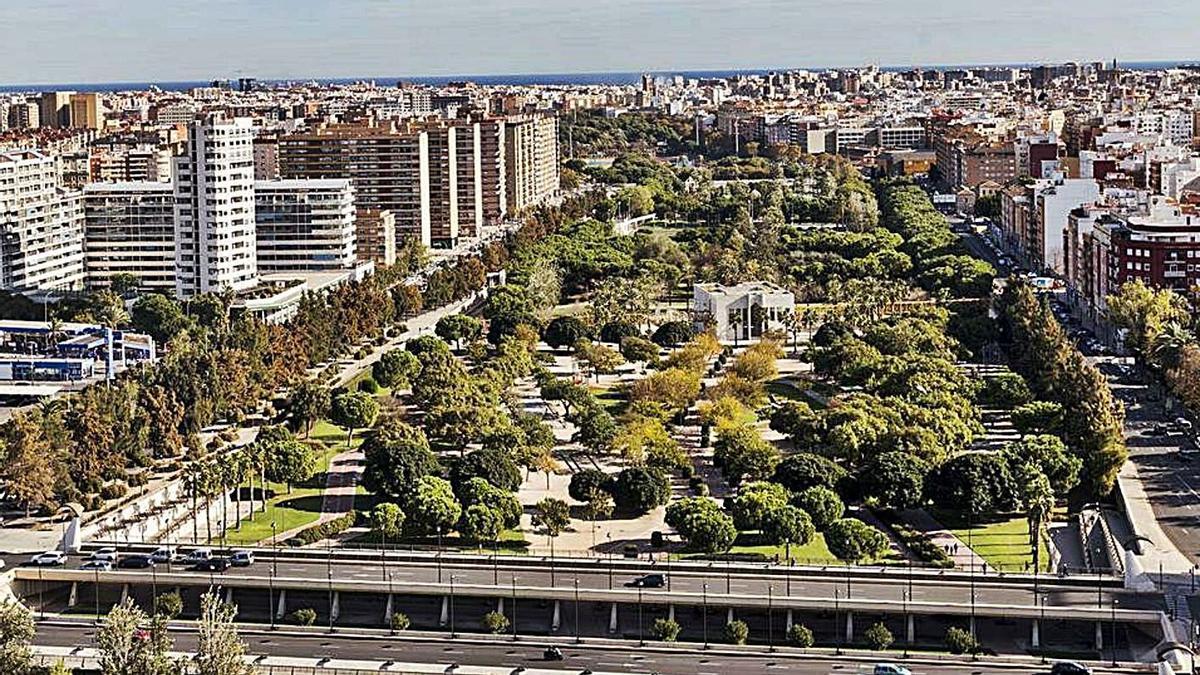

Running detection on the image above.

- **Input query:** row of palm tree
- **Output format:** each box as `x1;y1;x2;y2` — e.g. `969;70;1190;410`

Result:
181;444;270;545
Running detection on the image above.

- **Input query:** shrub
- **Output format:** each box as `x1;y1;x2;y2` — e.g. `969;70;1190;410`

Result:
357;377;381;394
650;617;681;642
978;372;1032;407
287;511;356;546
945;626;979;654
290;608;317;626
824;518;889;562
786;623;814;648
99;483;128;501
792;486;844;530
482;610;510;634
724;619;749;645
864;622;894;650
390;612;410;632
155;591;183;619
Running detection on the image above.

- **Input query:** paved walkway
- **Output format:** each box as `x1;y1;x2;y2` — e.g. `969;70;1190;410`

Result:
264;446;364;545
900;508;990;572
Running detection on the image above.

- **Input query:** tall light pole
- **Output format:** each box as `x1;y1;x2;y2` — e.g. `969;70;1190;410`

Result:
767;584;774;652
1111;597;1118;667
437;526;444;583
834;588;841;656
511;575;519;641
449;574;457;638
574;578;581;644
637;584;644;646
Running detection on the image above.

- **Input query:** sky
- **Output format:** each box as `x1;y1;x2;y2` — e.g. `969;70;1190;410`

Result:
2;0;1199;85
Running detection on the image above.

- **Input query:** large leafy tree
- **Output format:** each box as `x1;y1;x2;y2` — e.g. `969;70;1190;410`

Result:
331;390;380;446
360;420;439;503
665;497;736;553
407;476;462;535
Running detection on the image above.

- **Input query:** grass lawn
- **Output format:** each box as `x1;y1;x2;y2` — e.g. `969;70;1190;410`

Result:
350;527;529;553
765;378;808;402
937;510;1051;572
217;421;350;545
590;385;628;416
674;532;894;566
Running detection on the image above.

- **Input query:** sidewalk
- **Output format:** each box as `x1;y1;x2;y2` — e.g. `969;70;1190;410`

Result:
1115;460;1193;574
900;508;990;572
266;445;364;544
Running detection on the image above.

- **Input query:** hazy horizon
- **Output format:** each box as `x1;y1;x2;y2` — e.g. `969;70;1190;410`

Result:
2;0;1198;86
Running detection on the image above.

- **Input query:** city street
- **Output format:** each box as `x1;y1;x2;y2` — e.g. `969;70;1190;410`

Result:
29;620;1147;675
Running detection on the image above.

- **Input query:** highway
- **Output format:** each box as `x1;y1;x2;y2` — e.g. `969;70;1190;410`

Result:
30;620;1148;675
6;548;1153;616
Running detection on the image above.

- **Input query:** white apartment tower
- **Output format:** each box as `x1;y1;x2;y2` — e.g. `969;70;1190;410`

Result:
173;117;259;298
254;179;357;273
83;182;176;292
0;150;86;291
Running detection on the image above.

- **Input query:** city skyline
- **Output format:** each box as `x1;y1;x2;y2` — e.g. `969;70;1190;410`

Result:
2;0;1199;85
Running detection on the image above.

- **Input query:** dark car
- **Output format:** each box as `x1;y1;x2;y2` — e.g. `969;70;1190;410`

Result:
628;574;666;588
194;557;230;573
1050;662;1091;675
117;554;155;569
543;647;563;661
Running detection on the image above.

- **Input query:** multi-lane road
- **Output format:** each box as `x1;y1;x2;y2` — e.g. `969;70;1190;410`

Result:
30;620;1146;675
6;548;1144;615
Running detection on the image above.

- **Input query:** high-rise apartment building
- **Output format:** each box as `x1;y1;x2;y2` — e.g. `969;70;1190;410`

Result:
39;91;75;129
278;119;431;246
173;117;259;298
0;150;86;291
6;101;39;130
69;93;103;130
355;209;396;267
504;114;559;212
254;179;357;273
476;118;506;224
424;125;459;246
83;182;176;292
92;143;172;183
253;135;280;180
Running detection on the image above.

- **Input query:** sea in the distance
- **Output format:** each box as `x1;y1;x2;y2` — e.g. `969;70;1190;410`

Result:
1;61;1195;93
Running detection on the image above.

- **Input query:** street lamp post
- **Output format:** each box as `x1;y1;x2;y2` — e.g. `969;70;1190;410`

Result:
437;527;444;583
1111;597;1118;667
1040;594;1048;664
834;588;841;656
702;583;709;649
449;574;457;639
767;584;774;652
574;578;581;644
637;584;644;646
493;536;499;585
902;589;909;658
93;567;100;624
511;575;519;641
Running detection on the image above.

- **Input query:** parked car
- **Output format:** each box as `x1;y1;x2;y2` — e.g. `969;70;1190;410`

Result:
179;548;213;564
194;557;230;573
1174;417;1193;432
1050;662;1092;675
89;547;118;562
543;647;564;661
150;547;174;564
30;551;66;566
229;550;254;567
81;559;113;571
118;554;155;569
628;574;666;588
873;665;912;675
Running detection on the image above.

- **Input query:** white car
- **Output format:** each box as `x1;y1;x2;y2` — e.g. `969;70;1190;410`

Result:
81;559;112;571
30;551;66;566
150;547;174;563
89;547;118;562
179;548;213;564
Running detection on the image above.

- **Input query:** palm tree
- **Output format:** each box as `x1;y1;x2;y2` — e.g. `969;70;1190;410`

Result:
1152;321;1194;370
1025;476;1055;574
